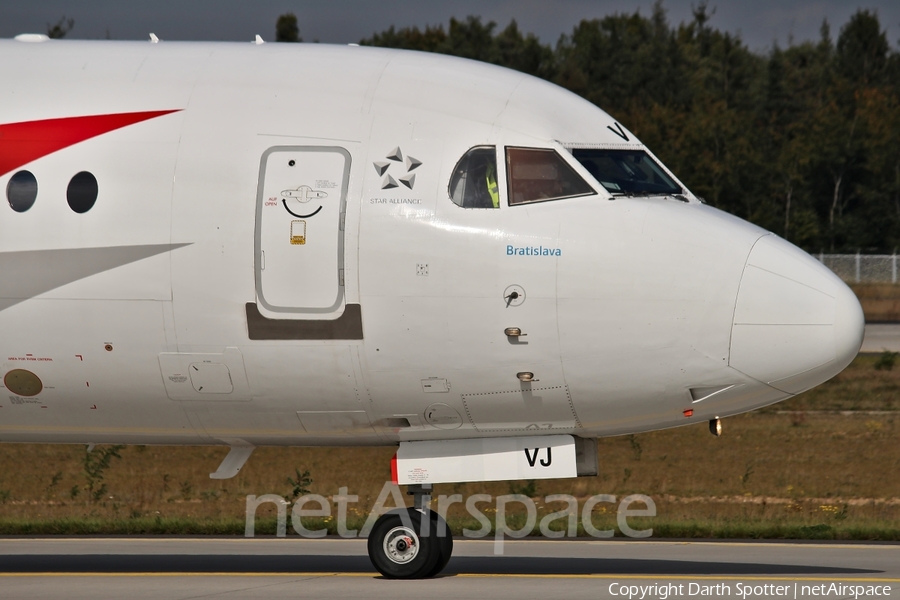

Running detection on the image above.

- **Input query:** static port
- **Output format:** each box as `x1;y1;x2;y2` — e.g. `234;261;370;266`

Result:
104;344;113;352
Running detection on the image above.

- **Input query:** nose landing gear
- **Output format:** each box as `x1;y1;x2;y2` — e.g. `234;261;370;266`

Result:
366;484;453;579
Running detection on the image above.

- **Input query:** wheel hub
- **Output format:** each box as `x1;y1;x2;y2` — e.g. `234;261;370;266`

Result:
383;526;419;564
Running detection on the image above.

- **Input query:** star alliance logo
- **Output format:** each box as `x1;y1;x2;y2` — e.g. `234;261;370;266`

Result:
373;147;422;190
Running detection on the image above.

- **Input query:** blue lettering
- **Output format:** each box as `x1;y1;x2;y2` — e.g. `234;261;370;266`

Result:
504;245;563;257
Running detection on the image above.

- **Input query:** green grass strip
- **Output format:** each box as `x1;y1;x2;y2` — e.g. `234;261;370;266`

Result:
0;517;897;540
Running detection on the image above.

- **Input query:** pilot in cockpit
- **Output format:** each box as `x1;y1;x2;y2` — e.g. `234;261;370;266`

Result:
449;146;499;209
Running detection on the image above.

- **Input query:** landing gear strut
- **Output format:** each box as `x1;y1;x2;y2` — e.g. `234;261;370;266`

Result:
366;484;453;579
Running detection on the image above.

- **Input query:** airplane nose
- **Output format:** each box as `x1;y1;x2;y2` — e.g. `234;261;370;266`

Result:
728;235;864;394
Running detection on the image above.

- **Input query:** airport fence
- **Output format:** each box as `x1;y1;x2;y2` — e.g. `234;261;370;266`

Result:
816;254;900;284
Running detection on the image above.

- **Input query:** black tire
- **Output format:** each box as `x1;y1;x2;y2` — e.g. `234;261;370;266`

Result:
426;510;453;577
367;508;441;579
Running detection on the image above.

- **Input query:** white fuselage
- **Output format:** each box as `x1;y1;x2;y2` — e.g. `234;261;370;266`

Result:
0;39;863;449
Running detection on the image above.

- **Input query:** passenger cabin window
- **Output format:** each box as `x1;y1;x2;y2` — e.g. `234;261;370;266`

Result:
506;147;594;205
449;146;499;208
571;149;682;196
6;170;37;212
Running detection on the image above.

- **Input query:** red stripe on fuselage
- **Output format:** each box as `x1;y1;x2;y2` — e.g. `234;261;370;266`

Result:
0;110;181;177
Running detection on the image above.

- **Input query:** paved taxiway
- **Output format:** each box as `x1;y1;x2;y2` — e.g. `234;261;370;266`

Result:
0;538;896;599
862;324;900;353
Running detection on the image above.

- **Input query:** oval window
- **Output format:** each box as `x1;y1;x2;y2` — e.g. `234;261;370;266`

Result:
6;170;38;212
67;171;98;213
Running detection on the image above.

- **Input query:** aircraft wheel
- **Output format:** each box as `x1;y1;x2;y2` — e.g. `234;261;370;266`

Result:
425;510;453;577
367;508;441;579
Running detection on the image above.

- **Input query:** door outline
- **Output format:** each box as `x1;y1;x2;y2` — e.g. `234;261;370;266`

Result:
254;146;351;315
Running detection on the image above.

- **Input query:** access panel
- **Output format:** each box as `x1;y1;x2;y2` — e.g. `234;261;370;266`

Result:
462;385;580;432
255;146;350;315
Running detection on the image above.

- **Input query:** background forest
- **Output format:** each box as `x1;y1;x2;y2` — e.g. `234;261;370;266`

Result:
330;4;900;254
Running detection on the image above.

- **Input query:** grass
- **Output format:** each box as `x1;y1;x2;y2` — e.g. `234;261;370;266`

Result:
0;356;896;539
764;353;900;412
0;512;896;541
0;516;248;535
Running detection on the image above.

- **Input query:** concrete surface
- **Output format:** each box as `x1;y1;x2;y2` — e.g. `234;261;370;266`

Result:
0;537;895;599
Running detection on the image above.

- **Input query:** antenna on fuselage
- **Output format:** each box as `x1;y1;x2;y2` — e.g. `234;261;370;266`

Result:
254;35;265;44
149;33;159;43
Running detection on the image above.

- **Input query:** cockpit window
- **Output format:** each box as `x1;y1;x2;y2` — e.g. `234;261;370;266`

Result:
449;146;499;209
571;149;682;196
506;147;594;205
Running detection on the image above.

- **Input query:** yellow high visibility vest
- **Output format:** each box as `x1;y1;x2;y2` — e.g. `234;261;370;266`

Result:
486;163;499;208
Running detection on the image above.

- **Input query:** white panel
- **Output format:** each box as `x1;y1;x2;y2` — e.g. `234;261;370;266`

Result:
0;299;202;444
188;363;234;394
462;385;579;431
296;411;374;436
729;324;835;386
734;265;835;325
727;233;861;395
421;378;449;393
257;147;347;313
241;345;360;410
747;235;840;295
158;348;250;401
395;435;576;484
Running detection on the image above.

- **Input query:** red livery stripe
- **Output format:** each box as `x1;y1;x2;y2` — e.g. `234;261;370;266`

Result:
0;110;181;177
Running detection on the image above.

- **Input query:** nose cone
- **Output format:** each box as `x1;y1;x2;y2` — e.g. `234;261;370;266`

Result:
729;235;864;394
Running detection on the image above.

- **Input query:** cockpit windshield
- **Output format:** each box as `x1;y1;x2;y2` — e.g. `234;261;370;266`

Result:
571;149;682;196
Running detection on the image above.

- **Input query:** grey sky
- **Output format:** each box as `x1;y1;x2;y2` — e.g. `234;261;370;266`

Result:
1;0;898;54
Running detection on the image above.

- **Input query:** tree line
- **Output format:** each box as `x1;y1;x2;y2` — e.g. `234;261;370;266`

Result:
330;4;899;253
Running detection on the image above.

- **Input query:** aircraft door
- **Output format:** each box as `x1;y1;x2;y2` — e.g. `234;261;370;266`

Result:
255;146;350;316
